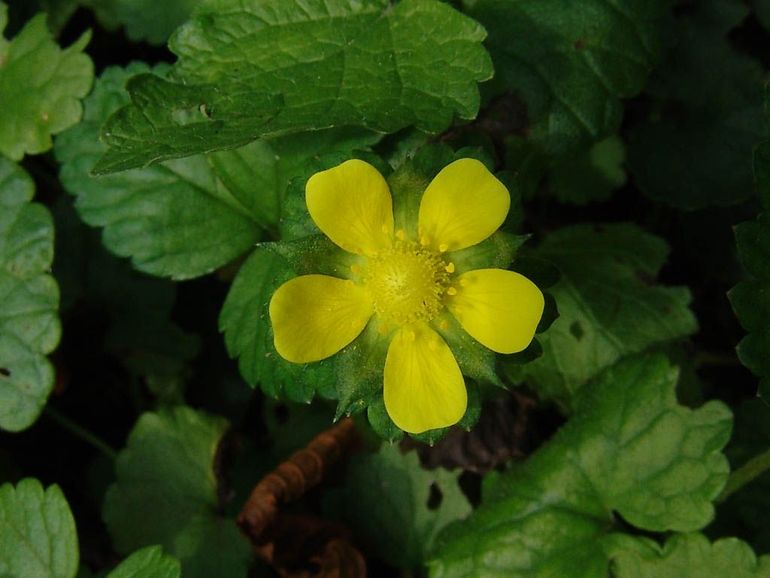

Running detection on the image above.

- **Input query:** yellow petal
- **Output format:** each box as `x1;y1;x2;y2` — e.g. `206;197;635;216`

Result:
447;269;544;354
383;322;467;434
418;158;510;251
270;275;373;363
306;159;394;255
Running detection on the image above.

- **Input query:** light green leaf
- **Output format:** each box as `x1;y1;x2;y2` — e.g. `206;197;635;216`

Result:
326;445;471;568
504;224;697;407
94;0;492;173
612;534;770;578
0;478;78;578
548;135;627;204
464;0;667;155
81;0;201;45
627;0;767;209
0;3;92;160
103;406;252;578
430;355;732;578
106;546;181;578
209;127;381;234
0;158;60;432
55;64;262;280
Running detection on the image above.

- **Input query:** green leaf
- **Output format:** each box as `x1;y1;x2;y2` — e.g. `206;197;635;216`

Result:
464;0;667;155
219;241;341;402
94;0;492;173
627;0;767;209
209;127;381;234
55;64;263;280
430;354;732;578
103;406;252;578
0;3;93;160
0;478;78;578
106;546;181;578
56;64;379;279
504;224;697;407
547;135;627;205
81;0;201;45
0;158;60;432
714;399;770;553
326;445;471;568
731;215;770;399
612;534;770;578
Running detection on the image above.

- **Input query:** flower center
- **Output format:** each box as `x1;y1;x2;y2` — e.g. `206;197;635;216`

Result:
362;241;452;326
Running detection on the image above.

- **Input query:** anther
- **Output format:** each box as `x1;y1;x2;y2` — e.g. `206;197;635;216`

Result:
446;287;457;296
445;263;455;273
396;229;406;241
439;243;449;253
459;278;469;287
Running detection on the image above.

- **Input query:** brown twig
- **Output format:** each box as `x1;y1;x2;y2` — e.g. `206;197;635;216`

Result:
237;416;358;541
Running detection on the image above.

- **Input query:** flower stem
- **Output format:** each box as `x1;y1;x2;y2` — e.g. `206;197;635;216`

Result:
718;447;770;503
45;406;118;461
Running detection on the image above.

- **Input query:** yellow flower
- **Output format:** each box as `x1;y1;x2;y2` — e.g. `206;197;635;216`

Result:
269;158;544;434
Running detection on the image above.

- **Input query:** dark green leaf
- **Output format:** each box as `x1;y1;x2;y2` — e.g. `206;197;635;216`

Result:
81;0;202;45
548;135;627;204
465;0;667;154
504;224;697;407
326;445;471;567
627;0;767;209
730;214;770;399
103;406;252;578
0;159;60;432
0;478;78;578
94;0;492;172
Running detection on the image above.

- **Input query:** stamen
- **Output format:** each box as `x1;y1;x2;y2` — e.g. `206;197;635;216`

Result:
445;263;455;273
446;287;457;296
361;239;452;326
439;243;448;253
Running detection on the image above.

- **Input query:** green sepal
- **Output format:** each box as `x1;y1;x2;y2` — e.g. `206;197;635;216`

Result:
449;231;529;274
388;143;456;236
367;398;405;444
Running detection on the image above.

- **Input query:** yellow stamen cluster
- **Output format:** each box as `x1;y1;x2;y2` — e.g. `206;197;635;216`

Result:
362;240;452;326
